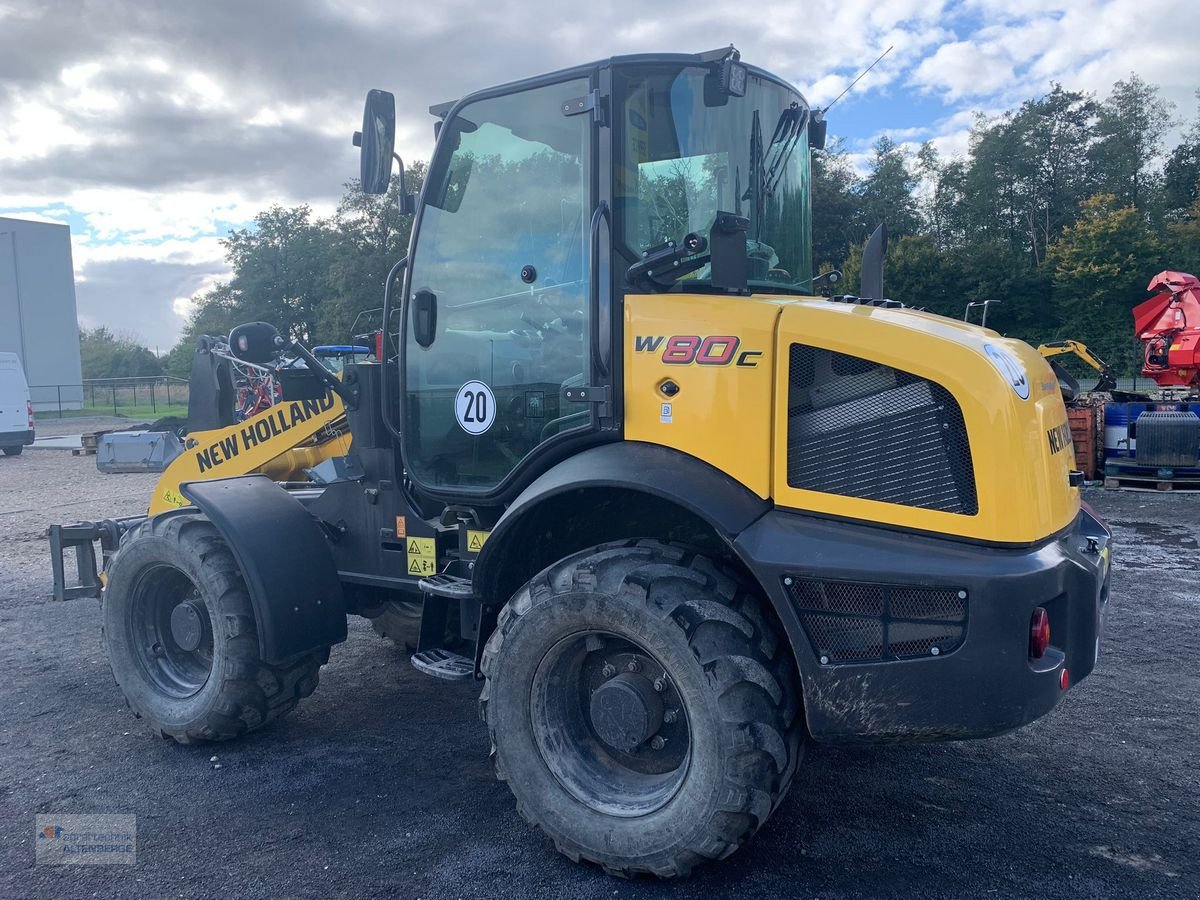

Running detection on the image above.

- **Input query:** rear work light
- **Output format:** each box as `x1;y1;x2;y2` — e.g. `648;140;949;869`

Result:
1029;607;1051;659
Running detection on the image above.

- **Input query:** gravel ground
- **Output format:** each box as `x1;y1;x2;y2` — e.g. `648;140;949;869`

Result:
0;448;1197;899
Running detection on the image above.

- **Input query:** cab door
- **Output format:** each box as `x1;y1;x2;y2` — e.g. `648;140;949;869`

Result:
402;75;600;495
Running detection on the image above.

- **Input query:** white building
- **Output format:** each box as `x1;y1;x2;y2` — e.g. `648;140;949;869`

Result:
0;217;84;411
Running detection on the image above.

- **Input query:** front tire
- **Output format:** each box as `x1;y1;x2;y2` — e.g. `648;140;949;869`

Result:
480;541;803;878
102;511;327;744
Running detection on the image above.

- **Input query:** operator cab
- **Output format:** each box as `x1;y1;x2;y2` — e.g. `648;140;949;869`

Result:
357;47;817;503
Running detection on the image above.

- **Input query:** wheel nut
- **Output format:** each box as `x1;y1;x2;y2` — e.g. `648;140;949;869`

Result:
601;663;616;678
663;709;678;724
626;659;640;673
650;736;667;751
653;677;666;692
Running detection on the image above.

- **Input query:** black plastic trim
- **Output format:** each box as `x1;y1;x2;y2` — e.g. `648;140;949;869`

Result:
735;504;1112;742
472;442;770;602
181;475;347;662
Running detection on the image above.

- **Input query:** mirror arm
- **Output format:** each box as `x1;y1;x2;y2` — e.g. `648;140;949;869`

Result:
277;338;359;408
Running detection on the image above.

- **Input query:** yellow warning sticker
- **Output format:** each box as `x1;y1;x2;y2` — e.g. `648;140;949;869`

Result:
161;487;187;508
394;516;406;538
467;529;490;552
406;537;436;577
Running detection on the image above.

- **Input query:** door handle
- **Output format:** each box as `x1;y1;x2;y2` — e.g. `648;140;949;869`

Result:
412;288;438;348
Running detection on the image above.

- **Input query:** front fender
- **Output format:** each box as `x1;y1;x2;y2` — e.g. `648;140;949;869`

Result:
181;475;347;662
472;441;772;603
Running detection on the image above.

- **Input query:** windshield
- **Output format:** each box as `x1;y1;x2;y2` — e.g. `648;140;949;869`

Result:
614;64;812;292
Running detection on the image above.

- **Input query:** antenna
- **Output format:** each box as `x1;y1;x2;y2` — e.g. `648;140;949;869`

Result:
822;45;894;114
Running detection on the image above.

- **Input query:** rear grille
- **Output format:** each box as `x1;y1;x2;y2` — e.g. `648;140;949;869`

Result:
786;345;977;514
785;577;967;663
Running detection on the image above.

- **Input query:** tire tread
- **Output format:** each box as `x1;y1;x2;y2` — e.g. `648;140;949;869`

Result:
479;539;804;879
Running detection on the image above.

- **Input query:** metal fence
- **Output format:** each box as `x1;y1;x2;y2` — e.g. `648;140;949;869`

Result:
31;377;190;419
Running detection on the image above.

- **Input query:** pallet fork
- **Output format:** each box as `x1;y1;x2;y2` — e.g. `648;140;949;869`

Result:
48;517;144;602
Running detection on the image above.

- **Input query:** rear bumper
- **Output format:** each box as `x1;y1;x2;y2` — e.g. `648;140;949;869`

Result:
0;428;34;447
736;504;1112;743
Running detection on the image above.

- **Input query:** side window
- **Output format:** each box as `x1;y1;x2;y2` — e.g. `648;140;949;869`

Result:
405;78;592;491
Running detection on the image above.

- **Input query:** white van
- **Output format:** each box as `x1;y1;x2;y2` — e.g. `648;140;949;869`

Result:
0;351;35;456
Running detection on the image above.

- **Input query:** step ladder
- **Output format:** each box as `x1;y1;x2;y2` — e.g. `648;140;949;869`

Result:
410;574;476;681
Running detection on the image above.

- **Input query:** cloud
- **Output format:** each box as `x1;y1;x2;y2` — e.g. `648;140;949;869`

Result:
75;257;229;350
1;0;1198;349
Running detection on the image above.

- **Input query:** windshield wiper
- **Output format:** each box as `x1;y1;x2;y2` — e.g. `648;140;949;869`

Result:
744;103;807;240
626;233;710;291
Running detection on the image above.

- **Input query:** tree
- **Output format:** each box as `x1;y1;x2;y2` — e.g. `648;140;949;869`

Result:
1164;92;1200;217
1048;194;1163;368
858;137;919;238
319;165;426;341
172;171;426;357
1166;197;1200;276
810;140;861;269
1090;74;1173;213
79;327;163;379
220;205;337;342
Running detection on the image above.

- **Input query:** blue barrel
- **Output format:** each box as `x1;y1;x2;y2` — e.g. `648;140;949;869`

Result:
1104;402;1148;458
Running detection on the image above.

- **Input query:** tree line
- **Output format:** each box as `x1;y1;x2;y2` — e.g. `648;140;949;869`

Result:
113;73;1198;380
819;75;1200;371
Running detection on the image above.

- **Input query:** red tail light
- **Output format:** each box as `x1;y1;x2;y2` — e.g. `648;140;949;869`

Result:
27;400;34;430
374;330;384;361
1029;607;1050;659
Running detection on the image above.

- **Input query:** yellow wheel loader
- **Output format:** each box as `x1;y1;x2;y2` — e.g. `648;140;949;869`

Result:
56;48;1112;877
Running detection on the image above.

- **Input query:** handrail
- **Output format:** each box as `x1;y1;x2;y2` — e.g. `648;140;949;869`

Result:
379;256;408;443
589;201;611;377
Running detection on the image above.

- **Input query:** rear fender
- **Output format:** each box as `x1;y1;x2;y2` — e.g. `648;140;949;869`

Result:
181;475;347;662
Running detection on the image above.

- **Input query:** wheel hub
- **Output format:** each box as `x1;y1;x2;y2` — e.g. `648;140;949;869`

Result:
169;600;206;652
589;672;664;751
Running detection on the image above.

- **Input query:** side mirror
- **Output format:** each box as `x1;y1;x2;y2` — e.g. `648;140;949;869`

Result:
229;322;284;365
809;111;828;151
355;89;396;195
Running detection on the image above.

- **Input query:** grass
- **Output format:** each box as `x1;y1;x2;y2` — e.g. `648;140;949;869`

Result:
35;404;188;421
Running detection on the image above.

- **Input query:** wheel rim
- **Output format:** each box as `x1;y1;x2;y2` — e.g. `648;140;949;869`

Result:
128;565;215;698
530;631;691;817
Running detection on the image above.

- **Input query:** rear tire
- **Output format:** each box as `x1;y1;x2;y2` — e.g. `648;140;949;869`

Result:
480;540;803;878
102;510;327;744
3;445;22;456
367;599;424;647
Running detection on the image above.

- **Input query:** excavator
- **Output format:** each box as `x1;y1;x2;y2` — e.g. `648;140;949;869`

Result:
1037;340;1117;396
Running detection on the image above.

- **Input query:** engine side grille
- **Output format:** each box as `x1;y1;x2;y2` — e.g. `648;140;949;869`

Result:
785;577;968;664
786;344;978;515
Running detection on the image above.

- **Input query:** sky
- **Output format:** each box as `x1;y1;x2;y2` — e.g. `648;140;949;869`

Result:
1;0;1198;352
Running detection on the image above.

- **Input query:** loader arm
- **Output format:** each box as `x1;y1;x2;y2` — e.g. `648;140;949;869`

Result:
147;390;350;515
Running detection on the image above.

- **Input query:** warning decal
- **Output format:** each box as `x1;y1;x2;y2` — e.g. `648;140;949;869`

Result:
406;536;436;576
467;530;490;552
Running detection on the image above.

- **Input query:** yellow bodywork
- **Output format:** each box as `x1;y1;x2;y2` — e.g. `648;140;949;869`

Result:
624;293;1079;545
147;392;350;516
